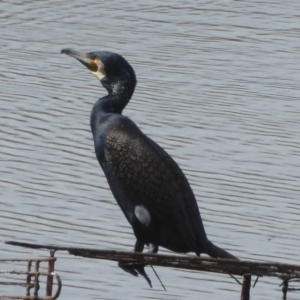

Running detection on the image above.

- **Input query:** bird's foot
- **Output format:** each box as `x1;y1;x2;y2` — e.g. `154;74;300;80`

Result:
118;261;152;288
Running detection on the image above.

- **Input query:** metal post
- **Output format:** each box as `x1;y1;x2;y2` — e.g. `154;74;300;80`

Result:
282;278;288;300
46;250;56;296
26;260;32;296
241;275;251;300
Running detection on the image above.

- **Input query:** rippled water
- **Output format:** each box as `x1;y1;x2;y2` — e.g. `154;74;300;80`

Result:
1;1;300;299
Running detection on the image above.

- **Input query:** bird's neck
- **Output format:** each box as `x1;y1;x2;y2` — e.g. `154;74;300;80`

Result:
94;93;129;115
90;79;136;135
90;91;130;130
90;93;130;145
97;79;136;114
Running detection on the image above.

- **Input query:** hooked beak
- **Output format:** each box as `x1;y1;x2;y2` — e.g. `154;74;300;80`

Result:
61;48;98;72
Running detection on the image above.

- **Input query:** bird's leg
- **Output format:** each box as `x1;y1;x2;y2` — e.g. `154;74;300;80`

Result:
128;242;159;287
134;239;145;252
118;240;143;277
148;243;158;253
118;240;152;287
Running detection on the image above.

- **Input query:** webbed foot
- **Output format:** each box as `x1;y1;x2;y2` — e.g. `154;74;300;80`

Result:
118;261;152;287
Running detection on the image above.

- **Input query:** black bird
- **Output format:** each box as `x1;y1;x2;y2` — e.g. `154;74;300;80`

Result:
61;48;238;285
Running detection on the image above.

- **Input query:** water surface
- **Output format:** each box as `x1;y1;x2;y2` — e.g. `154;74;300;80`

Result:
1;1;300;299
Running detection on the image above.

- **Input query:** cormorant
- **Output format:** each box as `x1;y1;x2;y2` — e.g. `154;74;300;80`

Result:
61;48;238;285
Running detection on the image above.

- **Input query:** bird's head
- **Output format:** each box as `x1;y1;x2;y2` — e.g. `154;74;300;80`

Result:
61;48;136;98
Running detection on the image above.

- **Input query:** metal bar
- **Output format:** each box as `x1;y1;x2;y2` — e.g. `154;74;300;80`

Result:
46;250;55;296
0;258;55;262
1;243;62;299
33;261;40;297
4;240;300;300
0;273;62;300
0;270;54;276
26;261;31;296
52;273;62;300
282;278;289;300
241;275;251;300
0;282;33;287
6;240;300;278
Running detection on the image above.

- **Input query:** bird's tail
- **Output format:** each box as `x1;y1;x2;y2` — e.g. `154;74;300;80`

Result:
206;240;239;260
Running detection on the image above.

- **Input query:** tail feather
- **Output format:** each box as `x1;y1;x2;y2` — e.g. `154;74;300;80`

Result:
206;240;239;260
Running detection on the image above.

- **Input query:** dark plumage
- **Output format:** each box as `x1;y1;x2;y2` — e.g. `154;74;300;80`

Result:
61;48;238;285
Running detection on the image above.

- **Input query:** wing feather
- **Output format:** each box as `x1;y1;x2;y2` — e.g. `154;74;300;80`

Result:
103;118;207;252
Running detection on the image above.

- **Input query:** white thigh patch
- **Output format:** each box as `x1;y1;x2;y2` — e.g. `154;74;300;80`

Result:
134;205;151;227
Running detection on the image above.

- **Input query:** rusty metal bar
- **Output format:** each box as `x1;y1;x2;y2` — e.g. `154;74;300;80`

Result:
4;240;300;299
1;247;61;300
52;273;62;300
26;261;31;296
0;273;61;300
0;258;56;262
46;250;55;296
33;261;40;297
4;240;300;279
1;270;54;276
